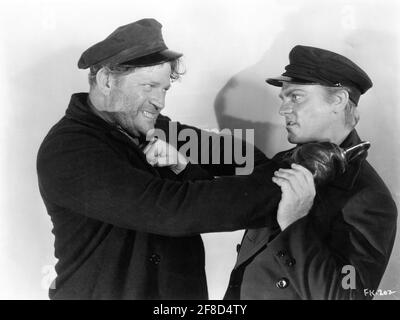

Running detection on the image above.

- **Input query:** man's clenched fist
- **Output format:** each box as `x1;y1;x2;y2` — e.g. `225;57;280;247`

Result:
272;163;316;231
143;138;188;174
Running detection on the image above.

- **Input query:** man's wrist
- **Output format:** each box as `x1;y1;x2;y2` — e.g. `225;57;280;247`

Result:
171;163;187;174
170;154;188;174
277;219;289;231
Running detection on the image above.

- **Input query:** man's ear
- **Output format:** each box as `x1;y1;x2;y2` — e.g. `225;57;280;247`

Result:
331;89;349;113
96;67;112;95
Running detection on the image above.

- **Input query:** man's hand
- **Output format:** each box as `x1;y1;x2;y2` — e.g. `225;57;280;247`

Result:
143;138;188;174
272;163;316;231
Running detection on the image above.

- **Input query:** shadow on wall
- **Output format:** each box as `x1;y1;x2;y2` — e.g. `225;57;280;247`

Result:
214;76;291;158
213;1;354;157
213;2;400;299
214;2;399;161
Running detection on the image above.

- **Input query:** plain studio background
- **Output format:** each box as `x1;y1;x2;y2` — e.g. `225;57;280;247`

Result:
0;0;399;300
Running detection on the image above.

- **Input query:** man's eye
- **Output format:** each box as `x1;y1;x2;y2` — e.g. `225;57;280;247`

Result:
142;84;152;90
291;94;301;102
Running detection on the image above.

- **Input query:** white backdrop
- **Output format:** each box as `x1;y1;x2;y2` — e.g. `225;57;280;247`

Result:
0;0;399;299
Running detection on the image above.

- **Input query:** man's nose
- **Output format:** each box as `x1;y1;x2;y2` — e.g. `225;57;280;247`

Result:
149;92;166;111
279;101;293;116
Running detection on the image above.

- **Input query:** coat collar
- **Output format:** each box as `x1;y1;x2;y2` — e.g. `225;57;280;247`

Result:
330;129;367;191
64;93;163;174
65;92;113;131
65;92;143;146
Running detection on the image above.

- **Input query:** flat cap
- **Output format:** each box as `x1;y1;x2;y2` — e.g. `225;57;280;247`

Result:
78;18;182;69
266;45;373;105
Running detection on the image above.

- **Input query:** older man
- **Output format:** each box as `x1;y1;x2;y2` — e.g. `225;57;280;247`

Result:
224;45;397;300
37;19;315;299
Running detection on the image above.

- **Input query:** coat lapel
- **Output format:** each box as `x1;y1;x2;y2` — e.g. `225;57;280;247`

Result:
65;93;159;174
234;226;277;268
233;130;367;269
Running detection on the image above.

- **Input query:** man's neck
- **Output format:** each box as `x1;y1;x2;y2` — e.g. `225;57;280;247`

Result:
87;92;116;126
332;127;353;146
87;91;141;139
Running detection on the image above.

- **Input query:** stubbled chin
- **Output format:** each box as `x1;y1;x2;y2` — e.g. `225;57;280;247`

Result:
138;122;156;136
287;131;300;144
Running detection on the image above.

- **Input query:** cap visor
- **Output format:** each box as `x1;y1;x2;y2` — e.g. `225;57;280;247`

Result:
159;49;183;61
121;49;183;67
265;76;293;87
266;75;319;87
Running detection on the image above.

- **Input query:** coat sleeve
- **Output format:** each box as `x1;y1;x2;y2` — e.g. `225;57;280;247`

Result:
155;116;271;177
37;130;281;237
267;188;397;299
177;162;215;181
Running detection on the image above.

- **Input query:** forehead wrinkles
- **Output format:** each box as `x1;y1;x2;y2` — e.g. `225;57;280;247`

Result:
129;63;172;84
281;83;306;93
280;83;325;98
279;84;303;99
138;63;171;75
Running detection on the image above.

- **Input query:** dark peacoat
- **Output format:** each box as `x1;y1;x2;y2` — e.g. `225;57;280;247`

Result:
36;93;281;300
224;130;397;300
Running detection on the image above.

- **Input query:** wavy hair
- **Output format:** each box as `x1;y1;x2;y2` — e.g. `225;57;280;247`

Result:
88;57;185;87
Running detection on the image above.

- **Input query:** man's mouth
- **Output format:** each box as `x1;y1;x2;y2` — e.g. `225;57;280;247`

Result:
286;120;297;127
142;111;158;120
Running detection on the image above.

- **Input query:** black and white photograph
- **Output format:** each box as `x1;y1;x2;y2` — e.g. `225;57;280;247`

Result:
0;0;399;306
